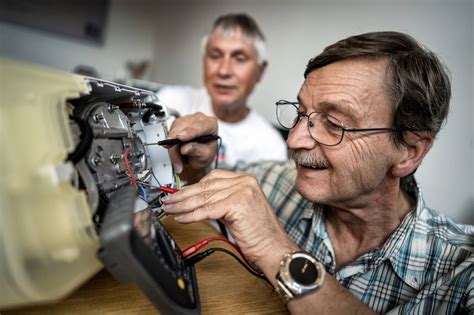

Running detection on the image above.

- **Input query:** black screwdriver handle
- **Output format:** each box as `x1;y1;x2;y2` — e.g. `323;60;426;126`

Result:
157;134;219;146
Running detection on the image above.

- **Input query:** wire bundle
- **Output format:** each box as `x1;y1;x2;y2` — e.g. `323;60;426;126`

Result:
183;237;270;284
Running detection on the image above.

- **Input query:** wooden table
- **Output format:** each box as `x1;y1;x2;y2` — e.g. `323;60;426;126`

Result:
4;218;288;314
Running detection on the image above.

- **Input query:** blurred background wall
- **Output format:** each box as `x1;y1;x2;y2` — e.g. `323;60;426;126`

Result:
1;0;472;224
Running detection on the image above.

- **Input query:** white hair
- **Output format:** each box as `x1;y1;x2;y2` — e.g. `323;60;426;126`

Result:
201;26;267;65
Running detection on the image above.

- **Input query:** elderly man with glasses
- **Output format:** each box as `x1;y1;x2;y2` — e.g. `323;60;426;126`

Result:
162;31;473;314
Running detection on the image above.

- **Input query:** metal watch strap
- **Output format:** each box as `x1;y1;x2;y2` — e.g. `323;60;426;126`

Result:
275;273;294;304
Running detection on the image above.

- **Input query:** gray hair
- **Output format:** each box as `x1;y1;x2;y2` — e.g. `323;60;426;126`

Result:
201;13;267;65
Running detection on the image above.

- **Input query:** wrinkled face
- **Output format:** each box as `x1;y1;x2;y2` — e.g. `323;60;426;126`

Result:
288;58;401;208
204;27;265;112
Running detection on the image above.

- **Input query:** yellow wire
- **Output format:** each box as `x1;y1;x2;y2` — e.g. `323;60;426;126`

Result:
157;211;166;220
175;174;181;189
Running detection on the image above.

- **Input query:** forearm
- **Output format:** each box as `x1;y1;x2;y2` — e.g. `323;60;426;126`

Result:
257;249;375;315
286;276;375;314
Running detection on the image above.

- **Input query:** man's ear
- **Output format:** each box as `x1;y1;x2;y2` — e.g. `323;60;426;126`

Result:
392;132;433;178
256;61;268;83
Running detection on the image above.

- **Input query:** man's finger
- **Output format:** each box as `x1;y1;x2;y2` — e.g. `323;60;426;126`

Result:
173;197;232;224
163;174;245;206
167;145;184;174
167;113;218;141
201;169;242;181
164;183;238;215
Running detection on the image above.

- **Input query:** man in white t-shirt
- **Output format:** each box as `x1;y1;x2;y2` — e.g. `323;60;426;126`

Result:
157;13;287;168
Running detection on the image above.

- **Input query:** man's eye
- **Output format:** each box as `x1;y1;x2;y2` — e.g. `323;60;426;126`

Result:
234;55;249;63
207;52;221;60
324;115;342;130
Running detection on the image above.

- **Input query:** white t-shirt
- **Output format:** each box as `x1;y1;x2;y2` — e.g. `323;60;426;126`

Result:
157;86;288;166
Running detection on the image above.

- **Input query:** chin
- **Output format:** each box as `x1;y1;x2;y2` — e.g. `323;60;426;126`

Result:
296;179;321;202
213;99;235;108
295;176;329;204
210;94;233;104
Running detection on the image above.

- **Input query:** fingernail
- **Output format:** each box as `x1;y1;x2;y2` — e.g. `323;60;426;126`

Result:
177;131;187;137
175;215;183;222
184;144;195;155
173;163;183;174
162;195;169;202
164;203;172;210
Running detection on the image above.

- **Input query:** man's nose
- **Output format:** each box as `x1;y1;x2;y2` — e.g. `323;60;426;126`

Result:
287;119;317;150
217;57;232;76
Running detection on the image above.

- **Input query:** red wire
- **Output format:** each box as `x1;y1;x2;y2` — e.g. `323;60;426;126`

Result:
123;148;137;186
159;186;179;194
182;236;262;275
182;236;235;257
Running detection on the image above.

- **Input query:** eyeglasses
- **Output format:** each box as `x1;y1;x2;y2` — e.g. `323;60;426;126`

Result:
275;100;402;146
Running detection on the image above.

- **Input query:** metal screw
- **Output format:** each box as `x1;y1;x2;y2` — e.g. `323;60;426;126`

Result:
107;104;119;113
91;155;103;166
93;113;105;123
110;153;123;164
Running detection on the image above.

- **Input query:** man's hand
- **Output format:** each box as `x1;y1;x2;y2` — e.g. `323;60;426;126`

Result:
162;169;298;278
163;169;376;314
166;112;218;183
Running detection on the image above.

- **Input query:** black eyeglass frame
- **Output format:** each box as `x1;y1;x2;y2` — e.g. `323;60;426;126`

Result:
275;100;405;147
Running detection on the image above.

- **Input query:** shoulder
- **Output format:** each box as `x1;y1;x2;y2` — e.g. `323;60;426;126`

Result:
383;207;473;313
406;179;473;253
412;207;474;285
420;207;474;250
156;86;209;114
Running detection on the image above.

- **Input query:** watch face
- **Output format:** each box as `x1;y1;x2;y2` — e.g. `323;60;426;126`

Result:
277;252;325;300
289;257;318;285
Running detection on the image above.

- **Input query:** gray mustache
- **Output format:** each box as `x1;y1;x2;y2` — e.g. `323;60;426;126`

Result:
289;149;330;168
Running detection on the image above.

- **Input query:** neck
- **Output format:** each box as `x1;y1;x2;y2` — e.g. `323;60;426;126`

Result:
212;103;249;123
325;181;415;270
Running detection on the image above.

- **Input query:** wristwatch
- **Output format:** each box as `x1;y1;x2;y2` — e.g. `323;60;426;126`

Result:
275;251;325;304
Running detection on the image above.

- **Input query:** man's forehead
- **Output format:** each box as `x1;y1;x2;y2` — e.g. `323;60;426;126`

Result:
309;58;387;79
298;58;389;100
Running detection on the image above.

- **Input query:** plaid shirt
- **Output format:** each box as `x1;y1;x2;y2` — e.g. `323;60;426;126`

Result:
235;161;474;314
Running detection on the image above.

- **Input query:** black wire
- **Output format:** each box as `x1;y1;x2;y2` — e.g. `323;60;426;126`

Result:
213;137;227;237
212;248;269;282
215;136;222;169
145;102;164;111
184;248;215;266
141;108;155;123
67;116;93;164
148;192;164;208
216;220;228;238
187;247;270;284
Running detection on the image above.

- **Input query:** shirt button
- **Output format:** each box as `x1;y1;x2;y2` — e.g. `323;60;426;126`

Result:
324;256;332;264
